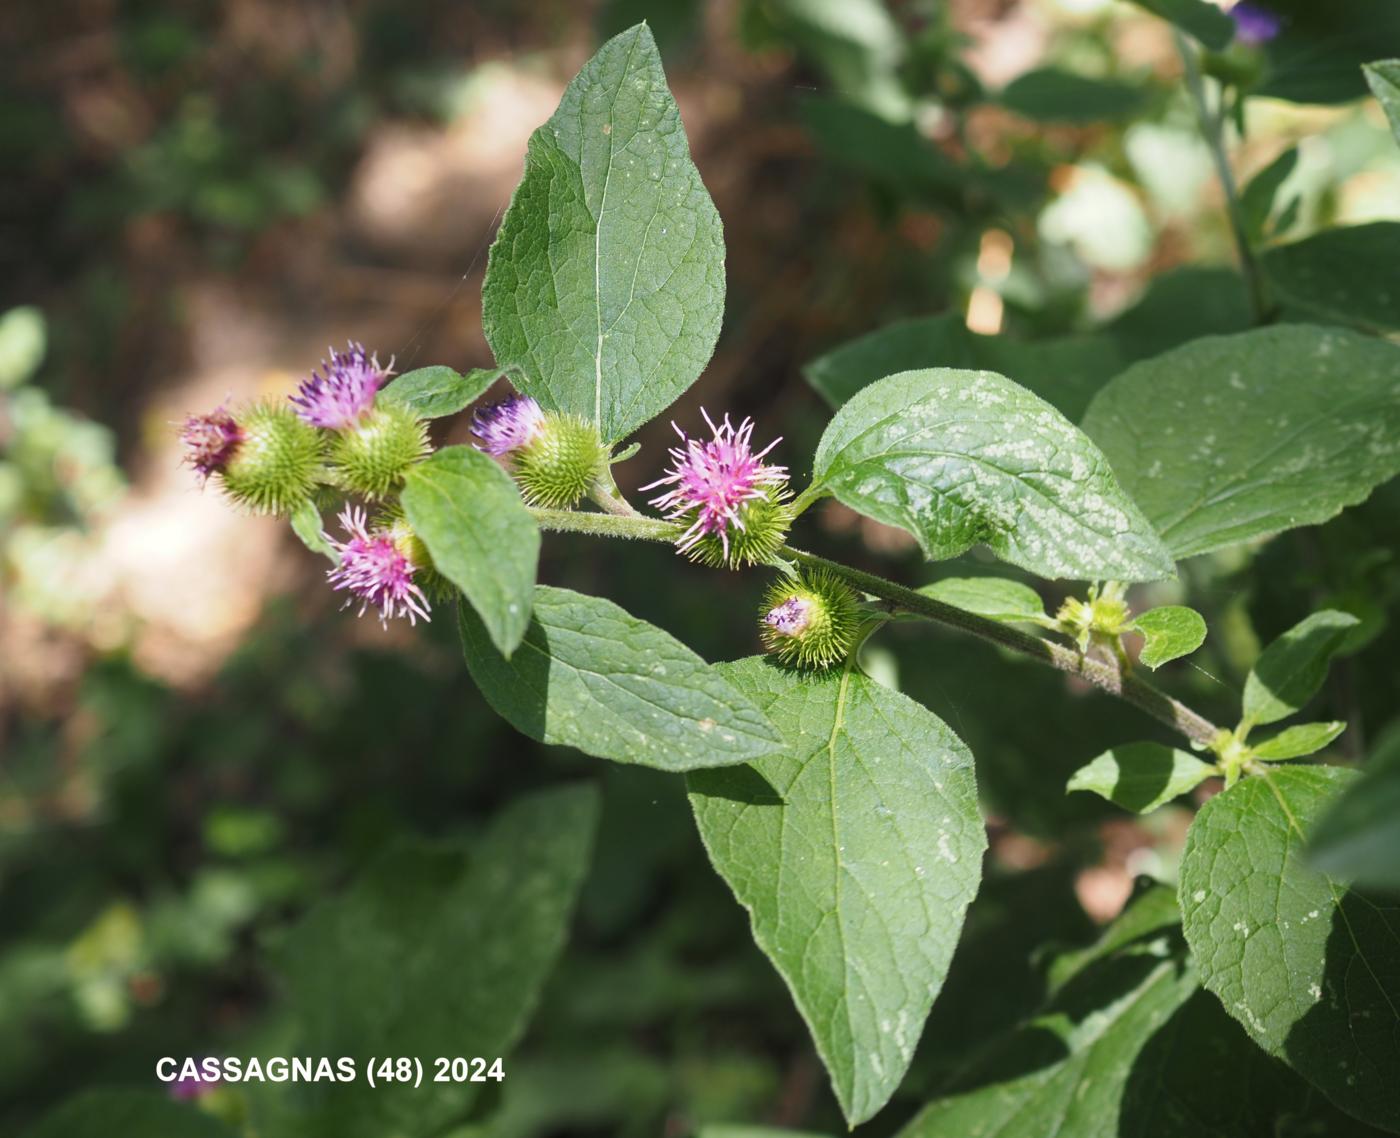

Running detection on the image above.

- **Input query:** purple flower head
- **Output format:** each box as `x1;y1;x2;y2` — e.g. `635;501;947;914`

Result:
765;596;813;637
326;506;430;627
292;342;391;429
181;406;243;481
640;410;788;560
169;1072;219;1101
1230;2;1281;45
472;394;545;456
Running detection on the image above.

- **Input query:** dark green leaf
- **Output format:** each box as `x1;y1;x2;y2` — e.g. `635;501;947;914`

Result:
1082;325;1400;559
810;368;1175;582
1243;609;1360;728
1261;0;1400;105
458;587;782;771
690;658;985;1126
265;785;598;1138
1253;721;1347;761
1264;223;1400;332
799;98;964;201
804;313;1124;421
290;499;337;562
898;885;1200;1137
1179;766;1400;1132
1067;742;1217;814
999;68;1149;123
1240;146;1298;243
1310;725;1400;889
481;23;724;444
401;445;539;657
1121;988;1396;1138
25;1091;236;1138
1131;605;1206;669
380;365;499;420
1102;266;1253;359
762;0;909;120
1127;0;1234;50
1045;882;1184;991
919;576;1048;624
1364;60;1400;145
698;1129;833;1138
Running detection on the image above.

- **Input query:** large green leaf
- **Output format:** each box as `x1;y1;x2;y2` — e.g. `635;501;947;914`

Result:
1311;725;1400;890
380;365;500;420
1127;0;1234;49
1179;766;1400;1132
1365;61;1400;145
898;885;1201;1137
1242;609;1360;728
1067;742;1217;814
458;587;781;771
26;1091;236;1138
481;23;724;444
689;658;985;1126
809;368;1174;582
1264;223;1400;333
1082;325;1400;559
401;445;539;657
264;785;598;1138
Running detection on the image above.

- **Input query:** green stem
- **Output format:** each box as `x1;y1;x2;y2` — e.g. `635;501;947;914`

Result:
1176;32;1273;324
528;507;1222;746
588;464;644;518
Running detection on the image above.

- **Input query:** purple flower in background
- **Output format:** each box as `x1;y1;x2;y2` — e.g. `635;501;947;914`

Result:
292;342;390;429
180;406;243;481
169;1072;218;1101
471;393;545;456
1230;2;1282;45
765;596;813;637
326;507;430;627
641;410;788;560
166;1059;220;1100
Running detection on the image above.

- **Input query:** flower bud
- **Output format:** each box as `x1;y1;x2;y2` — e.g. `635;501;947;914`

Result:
327;402;430;499
218;401;323;515
180;407;243;482
759;569;862;669
1055;581;1130;652
512;412;607;509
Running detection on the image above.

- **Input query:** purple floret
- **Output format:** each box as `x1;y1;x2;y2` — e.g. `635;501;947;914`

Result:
292;342;390;429
1230;2;1282;45
471;393;545;456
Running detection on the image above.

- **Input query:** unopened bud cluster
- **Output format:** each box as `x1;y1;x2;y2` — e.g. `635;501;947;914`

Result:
180;342;439;627
1055;581;1131;652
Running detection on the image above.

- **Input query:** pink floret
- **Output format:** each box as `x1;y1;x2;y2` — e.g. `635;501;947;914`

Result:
640;410;787;559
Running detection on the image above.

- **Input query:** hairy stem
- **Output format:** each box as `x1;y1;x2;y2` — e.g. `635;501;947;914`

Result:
528;508;1222;746
1177;32;1273;324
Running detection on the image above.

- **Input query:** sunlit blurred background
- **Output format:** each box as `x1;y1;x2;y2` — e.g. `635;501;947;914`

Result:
4;0;1398;1133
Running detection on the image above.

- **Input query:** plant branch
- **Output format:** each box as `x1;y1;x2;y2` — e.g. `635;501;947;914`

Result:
528;508;1222;746
1176;32;1273;324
